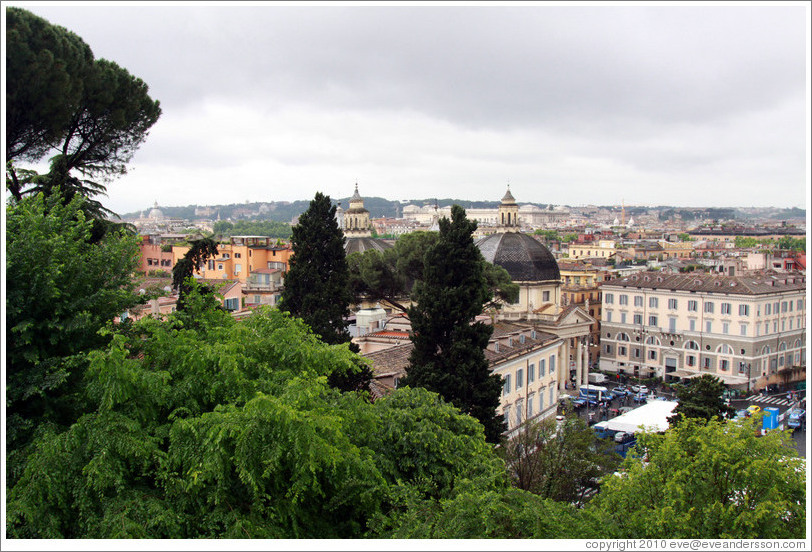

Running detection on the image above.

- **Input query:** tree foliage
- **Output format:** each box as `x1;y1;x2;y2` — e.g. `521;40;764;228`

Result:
170;237;219;312
5;190;141;483
6;299;511;538
212;219;292;240
280;192;355;347
402;205;505;443
589;417;806;539
6;7;161;219
348;230;518;313
500;414;620;507
668;374;734;424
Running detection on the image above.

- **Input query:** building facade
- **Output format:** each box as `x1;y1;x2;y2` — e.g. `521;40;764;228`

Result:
599;271;806;391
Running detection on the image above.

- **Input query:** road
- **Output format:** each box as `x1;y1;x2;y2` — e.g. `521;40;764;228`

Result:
566;383;807;458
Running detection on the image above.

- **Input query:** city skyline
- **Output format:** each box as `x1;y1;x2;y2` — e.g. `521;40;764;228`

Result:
7;2;810;214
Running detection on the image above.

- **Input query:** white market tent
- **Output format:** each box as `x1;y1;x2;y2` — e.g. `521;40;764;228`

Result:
594;400;679;434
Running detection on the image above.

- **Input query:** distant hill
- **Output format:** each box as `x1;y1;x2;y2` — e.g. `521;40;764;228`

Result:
122;200;805;224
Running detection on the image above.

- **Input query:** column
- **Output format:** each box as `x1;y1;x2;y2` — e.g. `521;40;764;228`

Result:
559;340;569;393
582;337;590;386
575;338;583;388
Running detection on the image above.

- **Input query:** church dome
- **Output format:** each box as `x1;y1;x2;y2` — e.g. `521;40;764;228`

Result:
476;232;560;282
148;201;164;220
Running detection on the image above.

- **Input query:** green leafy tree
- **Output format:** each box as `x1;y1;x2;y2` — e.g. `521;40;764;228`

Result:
668;374;734;424
6;8;161;219
212;219;293;239
7;298;516;538
348;230;518;313
171;237;219;312
500;414;620;507
374;485;599;539
402;205;505;443
590;417;806;538
280;192;355;347
280;192;371;392
5;7;93;162
5;190;141;483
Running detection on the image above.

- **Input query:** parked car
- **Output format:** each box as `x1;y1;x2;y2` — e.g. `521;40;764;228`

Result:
630;385;641;393
633;393;648;404
614;385;629;396
638;385;649;395
614;431;634;444
746;404;761;416
572;398;587;410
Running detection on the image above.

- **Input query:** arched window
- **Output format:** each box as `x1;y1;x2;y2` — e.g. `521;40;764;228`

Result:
716;344;734;355
645;336;661;346
684;341;699;350
794;339;802;348
779;342;787;351
617;333;630;342
761;345;771;355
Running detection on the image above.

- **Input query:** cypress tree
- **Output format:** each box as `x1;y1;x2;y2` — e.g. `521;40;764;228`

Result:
402;205;505;443
281;192;355;346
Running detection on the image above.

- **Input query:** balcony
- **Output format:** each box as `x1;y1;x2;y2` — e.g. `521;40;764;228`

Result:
244;282;281;292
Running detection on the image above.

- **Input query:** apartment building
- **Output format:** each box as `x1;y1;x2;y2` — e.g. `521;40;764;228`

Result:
567;240;617;260
362;321;563;435
599;271;806;392
172;236;292;283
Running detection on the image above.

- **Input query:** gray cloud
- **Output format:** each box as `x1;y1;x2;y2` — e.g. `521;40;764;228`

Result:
9;3;808;213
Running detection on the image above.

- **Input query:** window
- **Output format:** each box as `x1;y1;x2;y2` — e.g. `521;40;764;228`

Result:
648;350;657;360
685;341;699;350
527;394;535;418
774;302;779;313
543;290;550;302
720;359;729;371
706;321;712;333
633;314;642;325
687;355;696;367
621;313;627;324
764;322;770;335
208;260;215;270
721;303;731;315
539;388;545;412
797;299;804;310
634;296;643;307
781;301;788;313
722;322;729;335
528;364;535;383
704;302;714;313
234;263;242;275
539;359;546;377
703;357;712;369
689;319;696;331
619;346;627;356
669;317;677;332
234;252;241;258
605;344;612;354
740;324;747;336
224;297;239;311
634;348;641;359
550;355;556;374
619;295;629;305
503;374;512;395
222;253;230;259
668;299;678;310
688;300;698;312
503;406;511;426
515;399;523;425
649;297;659;308
738;304;749;316
648;315;658;327
605;311;612;322
766;303;772;315
605;293;614;304
516;368;524;388
217;264;224;271
549;386;555;407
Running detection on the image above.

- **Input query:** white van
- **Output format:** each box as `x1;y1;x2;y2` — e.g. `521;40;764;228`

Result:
588;373;607;385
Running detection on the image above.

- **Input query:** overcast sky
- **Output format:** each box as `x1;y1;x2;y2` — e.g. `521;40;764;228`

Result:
6;1;810;214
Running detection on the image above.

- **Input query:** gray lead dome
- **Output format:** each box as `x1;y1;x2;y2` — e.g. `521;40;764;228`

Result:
476;232;560;282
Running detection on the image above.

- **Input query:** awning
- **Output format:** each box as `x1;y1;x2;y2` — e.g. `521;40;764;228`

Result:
709;373;749;386
669;370;702;379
